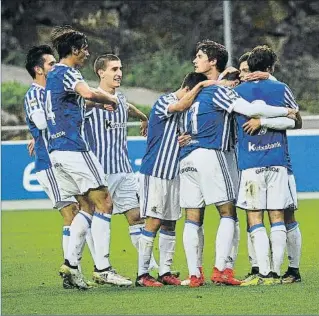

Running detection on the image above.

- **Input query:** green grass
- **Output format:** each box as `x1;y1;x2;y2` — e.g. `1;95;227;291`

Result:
2;200;319;315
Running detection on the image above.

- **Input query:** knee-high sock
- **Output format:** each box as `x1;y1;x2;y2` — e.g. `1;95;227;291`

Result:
215;216;235;271
159;229;176;276
183;220;200;277
138;229;156;276
270;222;287;275
91;212;111;270
249;224;271;276
247;229;258;268
67;211;91;267
129;224;158;270
286;221;302;269
62;226;70;260
225;219;240;270
197;225;204;268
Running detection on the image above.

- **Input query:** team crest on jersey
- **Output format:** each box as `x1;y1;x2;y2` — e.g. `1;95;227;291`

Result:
29;98;38;108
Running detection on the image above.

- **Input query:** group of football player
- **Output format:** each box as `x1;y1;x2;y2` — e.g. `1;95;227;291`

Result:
24;25;302;290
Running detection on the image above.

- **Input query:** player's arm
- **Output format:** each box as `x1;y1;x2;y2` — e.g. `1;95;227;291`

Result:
214;87;296;118
243;117;296;135
283;84;301;129
232;98;296;118
127;102;148;137
25;91;47;130
75;82;118;109
168;79;217;113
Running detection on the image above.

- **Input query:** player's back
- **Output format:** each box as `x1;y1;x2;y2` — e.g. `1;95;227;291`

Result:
45;64;88;152
24;83;51;172
140;93;180;180
234;79;295;170
85;91;132;174
180;85;234;160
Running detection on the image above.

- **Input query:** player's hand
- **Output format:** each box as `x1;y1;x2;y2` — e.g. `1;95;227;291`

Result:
244;71;269;81
287;108;298;120
140;120;148;137
243;118;261;135
201;79;218;88
178;133;191;147
103;104;116;111
27;139;35;156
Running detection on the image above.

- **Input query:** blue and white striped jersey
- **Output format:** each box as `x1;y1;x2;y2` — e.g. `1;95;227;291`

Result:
180;86;239;160
85;91;132;174
45;64;89;152
140;93;180;180
24;83;51;172
234;80;299;170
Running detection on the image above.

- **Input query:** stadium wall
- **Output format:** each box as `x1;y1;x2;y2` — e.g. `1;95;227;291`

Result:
2;131;319;209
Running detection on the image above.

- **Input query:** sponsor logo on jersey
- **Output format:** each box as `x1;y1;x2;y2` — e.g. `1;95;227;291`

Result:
180;166;198;174
248;141;281;152
255;167;280;174
51;131;66;139
105;120;127;130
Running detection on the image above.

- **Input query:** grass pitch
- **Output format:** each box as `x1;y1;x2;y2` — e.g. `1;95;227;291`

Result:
2;200;319;315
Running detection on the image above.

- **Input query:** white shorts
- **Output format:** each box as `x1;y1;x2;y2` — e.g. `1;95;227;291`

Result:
224;149;239;200
105;172;139;215
36;167;77;209
288;173;298;210
237;166;293;210
180;148;235;208
139;174;181;221
50;150;106;200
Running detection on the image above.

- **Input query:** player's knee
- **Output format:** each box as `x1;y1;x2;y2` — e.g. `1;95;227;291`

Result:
144;217;161;233
126;208;144;226
268;210;284;224
60;203;78;225
284;208;296;224
217;202;236;217
185;208;201;223
88;188;112;214
247;210;263;227
161;220;176;232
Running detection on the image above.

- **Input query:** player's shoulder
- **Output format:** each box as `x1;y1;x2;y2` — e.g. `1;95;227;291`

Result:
156;93;177;106
25;83;44;99
116;90;127;103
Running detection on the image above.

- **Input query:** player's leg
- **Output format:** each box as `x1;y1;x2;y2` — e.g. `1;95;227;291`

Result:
183;208;204;287
36;167;85;289
135;174;163;287
282;173;302;283
180;152;205;287
237;169;273;286
224;149;241;274
242;216;260;282
267;210;286;281
267;166;291;280
87;188;132;286
136;216;163;287
113;172;159;271
157;220;181;285
196;149;239;285
213;202;241;285
125;208;159;271
197;209;205;281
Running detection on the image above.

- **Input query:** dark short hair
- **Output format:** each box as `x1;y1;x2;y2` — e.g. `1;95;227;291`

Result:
181;72;207;90
238;51;251;65
51;25;88;59
93;54;121;78
196;39;228;72
247;45;278;72
25;45;54;79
